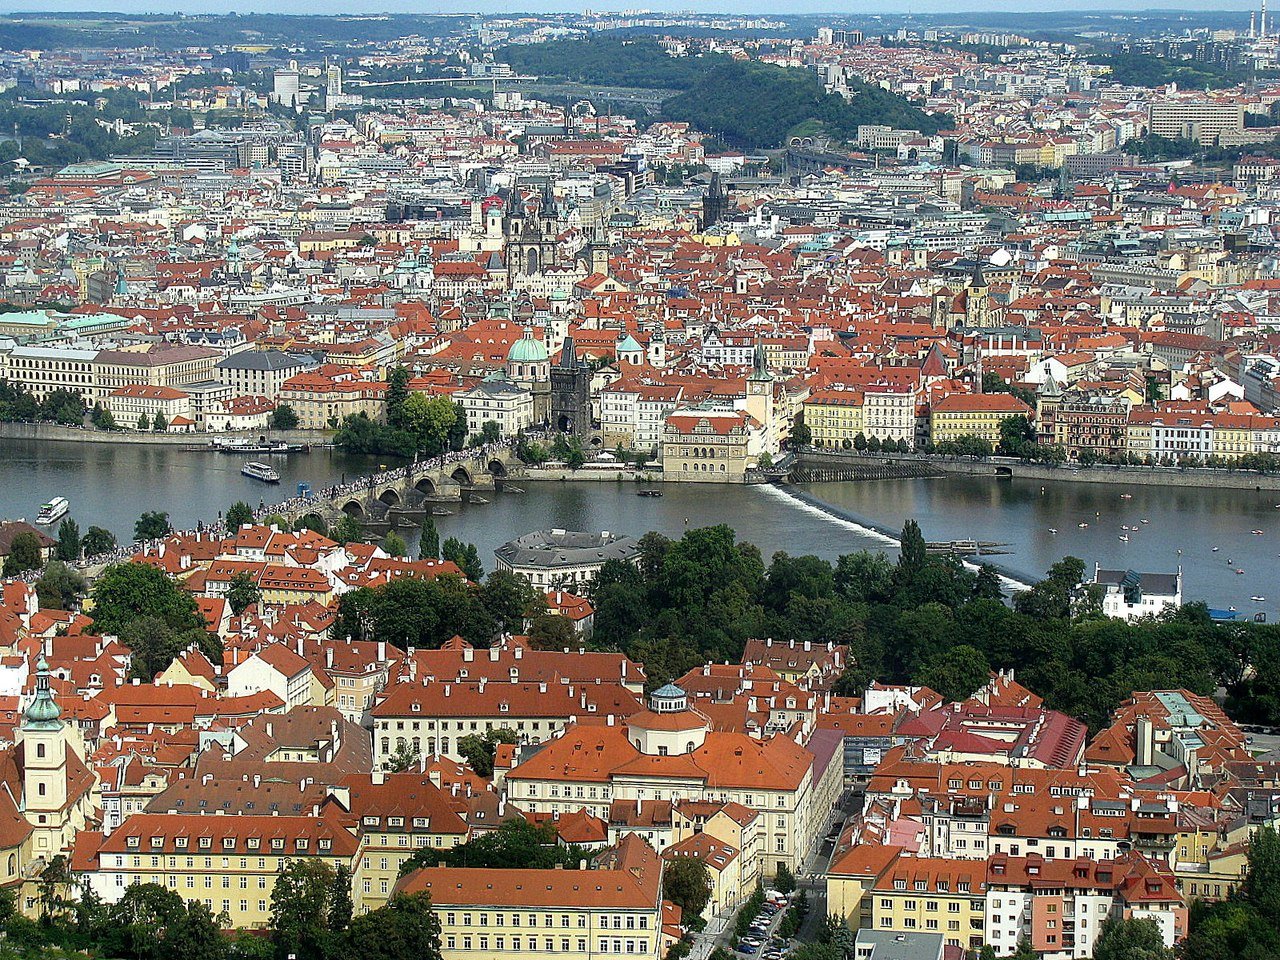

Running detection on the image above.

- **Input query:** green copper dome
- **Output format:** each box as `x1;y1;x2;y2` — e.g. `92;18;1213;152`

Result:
24;657;61;728
507;328;548;364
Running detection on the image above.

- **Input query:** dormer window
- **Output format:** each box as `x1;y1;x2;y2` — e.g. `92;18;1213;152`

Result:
247;838;260;849
150;837;164;848
319;839;331;851
175;837;188;849
198;837;212;849
126;837;140;848
223;838;236;850
296;839;309;851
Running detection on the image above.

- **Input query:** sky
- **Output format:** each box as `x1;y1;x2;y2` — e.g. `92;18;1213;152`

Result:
0;1;1263;15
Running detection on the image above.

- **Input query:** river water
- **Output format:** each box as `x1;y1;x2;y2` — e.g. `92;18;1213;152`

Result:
0;438;1274;615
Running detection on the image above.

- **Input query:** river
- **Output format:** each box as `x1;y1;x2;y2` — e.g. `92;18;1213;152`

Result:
0;438;1274;615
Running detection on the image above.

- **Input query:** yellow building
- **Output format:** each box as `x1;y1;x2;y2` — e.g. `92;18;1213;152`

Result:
671;801;762;903
1211;415;1253;463
330;773;470;912
929;393;1033;446
867;857;987;951
804;390;865;449
396;833;666;960
80;812;360;929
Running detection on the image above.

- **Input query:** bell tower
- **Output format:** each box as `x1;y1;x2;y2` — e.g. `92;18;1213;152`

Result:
22;657;68;837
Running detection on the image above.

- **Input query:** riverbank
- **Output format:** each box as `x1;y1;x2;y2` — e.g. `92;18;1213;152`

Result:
800;450;1280;491
0;421;333;446
521;467;663;482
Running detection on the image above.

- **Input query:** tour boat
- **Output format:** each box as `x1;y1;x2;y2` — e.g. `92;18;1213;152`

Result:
241;461;280;483
35;497;69;525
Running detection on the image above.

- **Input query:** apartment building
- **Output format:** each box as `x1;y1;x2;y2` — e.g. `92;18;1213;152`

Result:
395;833;666;960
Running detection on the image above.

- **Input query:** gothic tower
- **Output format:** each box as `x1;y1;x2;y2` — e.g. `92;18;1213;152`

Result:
550;335;592;437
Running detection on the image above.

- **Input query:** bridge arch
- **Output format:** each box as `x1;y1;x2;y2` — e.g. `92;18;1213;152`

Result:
295;513;328;535
378;488;402;507
451;466;474;486
342;500;366;518
415;476;438;498
487;459;508;479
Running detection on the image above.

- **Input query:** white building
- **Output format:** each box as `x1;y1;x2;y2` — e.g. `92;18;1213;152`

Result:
1093;565;1183;621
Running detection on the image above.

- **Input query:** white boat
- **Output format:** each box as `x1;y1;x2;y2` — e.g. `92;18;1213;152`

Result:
1252;596;1267;602
1252;530;1264;535
1078;522;1088;528
1140;519;1149;524
241;461;280;483
1048;528;1057;534
35;497;68;525
1118;535;1129;542
1120;493;1133;500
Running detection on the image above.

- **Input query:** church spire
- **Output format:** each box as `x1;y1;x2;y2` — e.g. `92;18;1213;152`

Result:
24;657;61;729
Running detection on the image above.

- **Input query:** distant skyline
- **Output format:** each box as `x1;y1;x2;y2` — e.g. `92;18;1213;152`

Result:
0;1;1263;16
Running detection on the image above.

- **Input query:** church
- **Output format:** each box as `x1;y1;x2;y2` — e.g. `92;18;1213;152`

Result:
0;657;100;915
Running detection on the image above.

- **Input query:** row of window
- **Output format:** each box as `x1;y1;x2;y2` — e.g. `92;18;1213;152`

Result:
443;936;650;954
444;912;648;930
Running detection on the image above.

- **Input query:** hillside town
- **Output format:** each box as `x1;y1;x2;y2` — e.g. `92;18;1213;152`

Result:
0;8;1277;960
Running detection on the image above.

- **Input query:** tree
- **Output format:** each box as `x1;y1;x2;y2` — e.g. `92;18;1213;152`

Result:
382;530;407;558
919;644;991;702
457;728;518;778
91;403;119;430
339;893;442;960
1240;823;1280;923
152;411;168;432
270;860;348;960
134;511;171;541
774;862;796;895
480;420;501;444
82;525;117;557
225;501;254;530
91;562;205;637
867;435;882;453
442;537;483;581
1011;938;1037;960
55;517;81;562
898;519;927;579
663;856;712;920
853;432;868;451
161;901;227;960
385;366;411;428
227;571;261;616
332;513;364;545
270;404;299;430
2;530;43;576
791;419;812;446
402;817;591;874
998;415;1036;458
35;560;85;611
528;612;576;649
137;413;149;431
95;881;182;959
478;570;541;633
1093;916;1172;960
419;516;440;560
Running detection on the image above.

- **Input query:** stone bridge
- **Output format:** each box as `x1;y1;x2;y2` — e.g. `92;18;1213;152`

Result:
268;448;524;531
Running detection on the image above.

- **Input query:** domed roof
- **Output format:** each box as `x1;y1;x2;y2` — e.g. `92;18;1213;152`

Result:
507;328;548;364
23;657;61;728
652;683;685;699
616;334;643;354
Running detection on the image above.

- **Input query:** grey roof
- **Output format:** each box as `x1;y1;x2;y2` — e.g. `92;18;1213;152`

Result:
1095;568;1181;596
853;930;946;960
494;529;640;571
215;350;314;372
